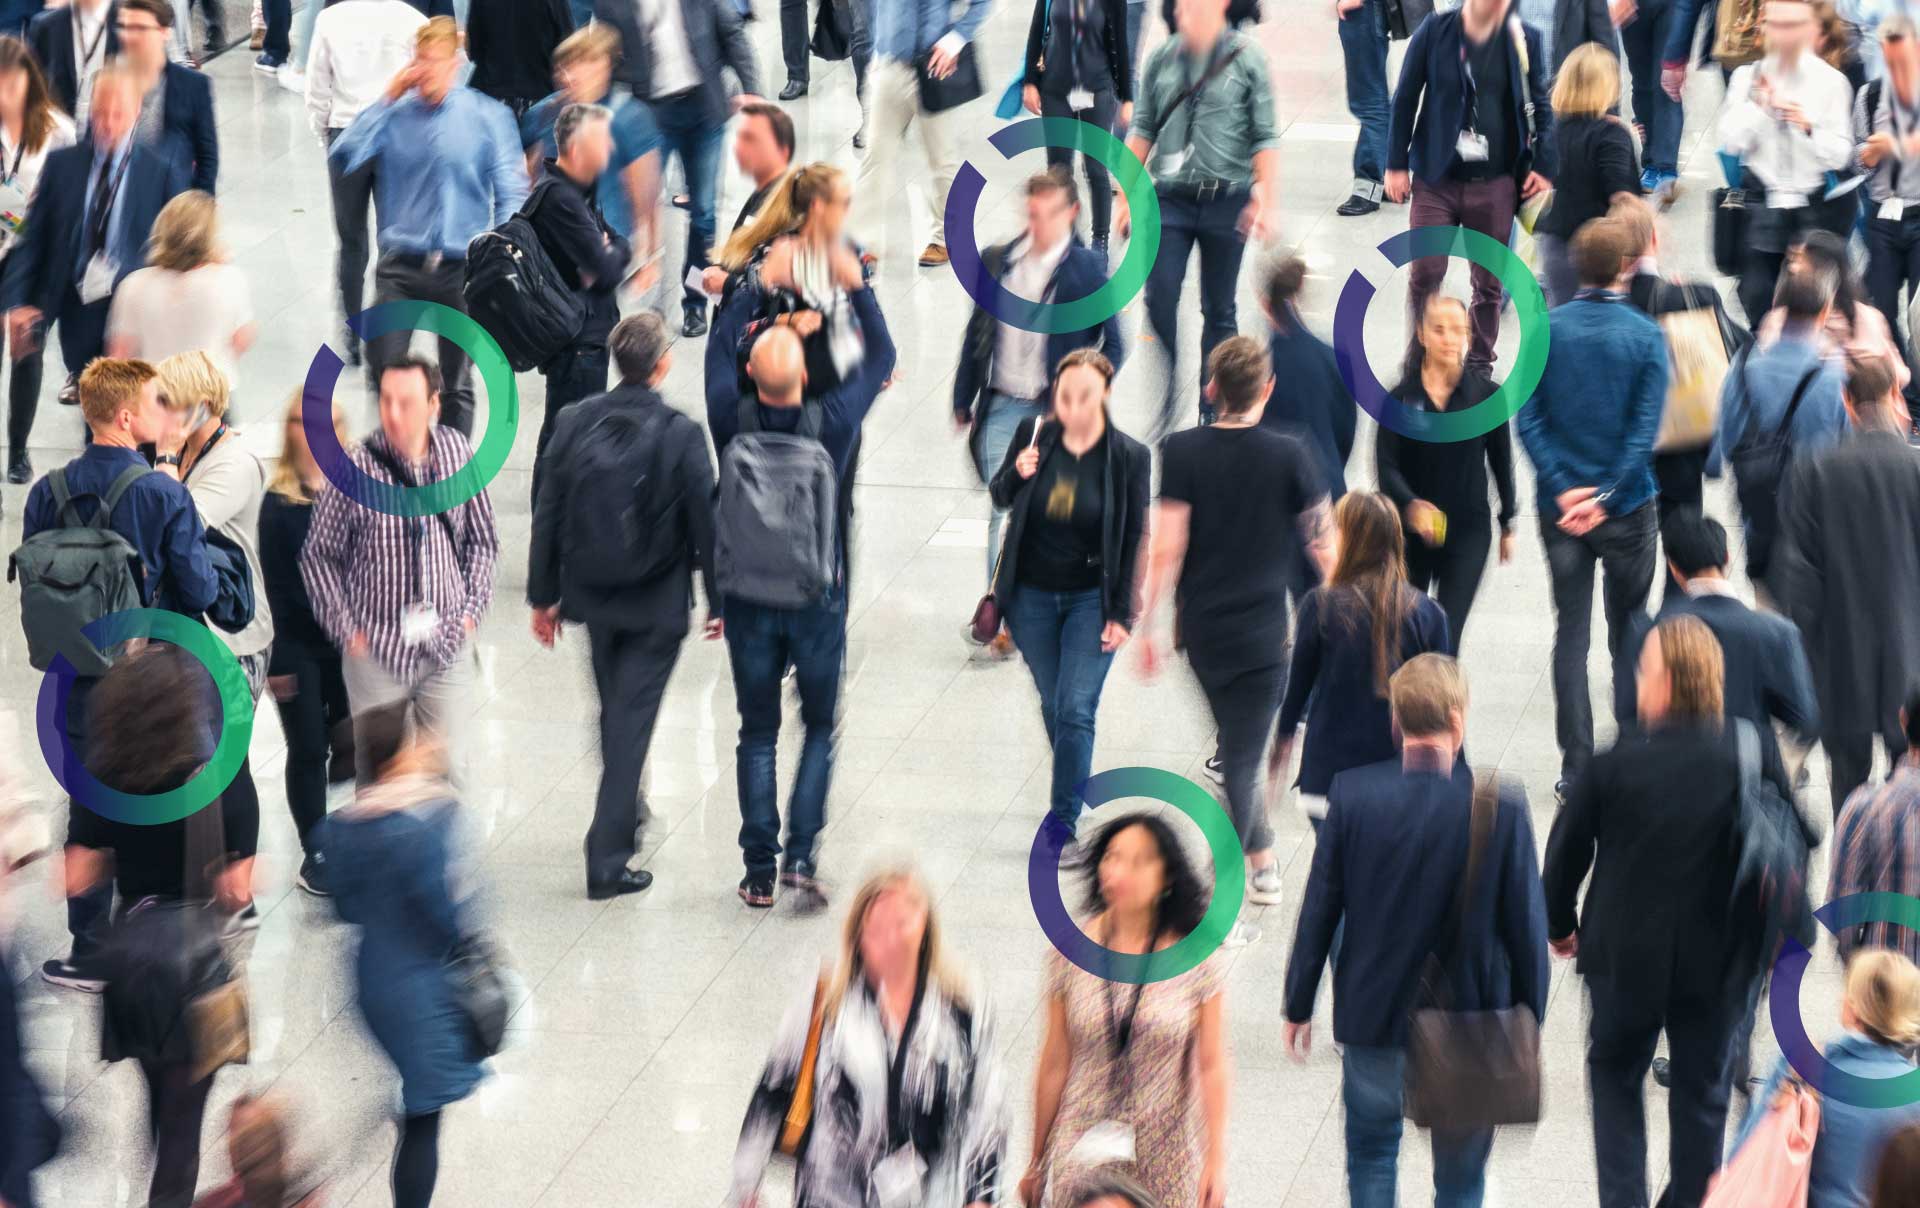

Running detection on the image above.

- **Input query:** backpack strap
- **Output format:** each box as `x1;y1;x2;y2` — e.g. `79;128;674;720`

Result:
56;463;152;529
1774;362;1823;445
795;399;826;441
99;464;154;520
48;467;76;527
736;395;762;436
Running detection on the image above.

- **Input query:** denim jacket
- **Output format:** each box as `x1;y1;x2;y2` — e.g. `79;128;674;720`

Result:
1734;1033;1920;1208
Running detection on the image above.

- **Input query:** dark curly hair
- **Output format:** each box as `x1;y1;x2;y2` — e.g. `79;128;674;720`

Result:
1073;811;1212;939
83;644;218;795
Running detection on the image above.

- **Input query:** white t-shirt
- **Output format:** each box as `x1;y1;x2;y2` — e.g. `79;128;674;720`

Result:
0;111;77;257
105;263;254;387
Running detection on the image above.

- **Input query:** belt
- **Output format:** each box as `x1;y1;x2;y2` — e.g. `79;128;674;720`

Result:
1157;178;1245;201
384;249;465;269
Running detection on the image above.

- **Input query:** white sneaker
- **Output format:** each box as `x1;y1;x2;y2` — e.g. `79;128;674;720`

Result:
276;65;304;94
1221;919;1261;948
1247;864;1283;906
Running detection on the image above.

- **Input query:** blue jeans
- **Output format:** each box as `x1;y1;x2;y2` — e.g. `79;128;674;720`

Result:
1619;0;1682;173
976;393;1047;585
1146;187;1250;432
725;592;847;877
1338;0;1391;191
1343;1045;1494;1208
292;0;322;69
1006;586;1115;833
652;92;727;310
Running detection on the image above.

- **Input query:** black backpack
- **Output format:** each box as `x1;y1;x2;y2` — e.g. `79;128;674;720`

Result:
463;178;587;373
8;465;150;675
563;406;687;589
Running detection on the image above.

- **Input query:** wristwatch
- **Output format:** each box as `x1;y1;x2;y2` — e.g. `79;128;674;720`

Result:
155;452;182;468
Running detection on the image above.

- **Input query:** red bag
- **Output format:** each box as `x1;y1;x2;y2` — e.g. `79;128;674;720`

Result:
1702;1080;1819;1208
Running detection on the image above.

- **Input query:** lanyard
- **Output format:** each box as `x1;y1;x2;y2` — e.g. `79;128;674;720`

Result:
883;952;930;1151
1067;0;1089;90
1891;88;1914;195
181;424;226;484
1100;917;1157;1070
1;135;26;189
73;5;109;75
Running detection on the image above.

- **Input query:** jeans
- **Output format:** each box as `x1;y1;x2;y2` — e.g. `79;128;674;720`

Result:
1189;647;1282;855
975;392;1047;585
1540;502;1658;782
1342;1045;1494;1208
725;591;846;877
3;305;44;459
262;0;290;58
585;624;681;884
1407;522;1492;653
1409;175;1519;370
652;91;727;311
1619;0;1681;172
292;0;322;69
533;343;610;508
1867;212;1920;393
1006;585;1116;833
270;642;352;854
138;1059;214;1208
1041;89;1119;238
1146;186;1250;432
1338;0;1390;193
369;254;476;434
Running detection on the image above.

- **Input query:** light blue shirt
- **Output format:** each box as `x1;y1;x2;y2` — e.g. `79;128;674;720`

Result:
1706;331;1850;479
871;0;993;64
329;87;529;259
76;138;132;281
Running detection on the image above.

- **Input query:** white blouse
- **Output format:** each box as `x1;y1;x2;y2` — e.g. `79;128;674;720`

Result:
0;111;78;257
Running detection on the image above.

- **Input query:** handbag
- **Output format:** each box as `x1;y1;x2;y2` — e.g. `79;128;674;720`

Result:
966;418;1044;645
1653;282;1740;452
1729;719;1817;954
996;0;1051;118
1711;183;1749;277
1404;774;1542;1130
776;975;831;1157
811;0;852;61
1702;1077;1818;1208
446;933;511;1058
916;40;985;113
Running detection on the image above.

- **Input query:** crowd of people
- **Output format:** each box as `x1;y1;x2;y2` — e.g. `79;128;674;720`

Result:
7;0;1920;1204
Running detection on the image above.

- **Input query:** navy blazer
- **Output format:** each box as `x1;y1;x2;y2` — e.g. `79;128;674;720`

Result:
593;0;761;127
1284;759;1550;1048
0;140;179;315
154;62;218;194
28;1;119;118
1387;10;1555;185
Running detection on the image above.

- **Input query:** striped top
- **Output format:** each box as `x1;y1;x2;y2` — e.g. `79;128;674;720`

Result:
1829;762;1920;965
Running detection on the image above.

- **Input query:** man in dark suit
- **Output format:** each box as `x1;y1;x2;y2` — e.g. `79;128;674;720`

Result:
115;0;217;192
594;0;761;337
27;0;116;120
1775;353;1920;816
1284;653;1549;1205
0;65;180;399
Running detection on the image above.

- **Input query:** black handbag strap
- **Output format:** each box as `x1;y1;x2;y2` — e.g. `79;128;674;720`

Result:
364;441;460;551
1428;772;1498;1005
1164;43;1243;128
1773;362;1822;446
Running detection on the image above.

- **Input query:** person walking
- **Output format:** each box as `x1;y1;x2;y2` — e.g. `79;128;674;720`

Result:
1284;653;1550;1208
104;190;255;389
1126;0;1281;430
26;0;116;123
328;16;528;435
699;100;797;309
1621;0;1685;198
1375;295;1517;650
1020;0;1133;255
0;37;74;483
1856;14;1920;399
1830;690;1920;965
1258;255;1356;503
529;313;718;900
1334;0;1392;216
115;0;217;193
989;349;1149;843
1758;228;1912;393
1531;43;1640;306
778;0;871;116
466;0;573;119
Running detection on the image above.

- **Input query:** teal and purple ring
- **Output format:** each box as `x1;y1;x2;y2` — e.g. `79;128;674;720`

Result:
1771;892;1920;1108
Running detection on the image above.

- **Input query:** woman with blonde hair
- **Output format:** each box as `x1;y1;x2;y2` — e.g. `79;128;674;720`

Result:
0;35;75;483
260;389;355;895
730;866;1008;1208
106;191;256;388
1532;43;1641;305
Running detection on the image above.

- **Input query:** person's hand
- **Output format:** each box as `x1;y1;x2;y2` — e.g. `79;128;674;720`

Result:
1119;100;1134;128
154;407;188;457
462;616;476;635
730;92;767;113
1751;76;1774;111
1864;130;1897;169
1198;1156;1226;1208
1550;931;1579;959
1498;531;1514;564
1014;444;1041;479
1406;499;1444;545
830;245;866;291
1336;0;1364;14
530;606;562;648
213;861;252;914
1100;621;1129;652
1018;1167;1043;1207
625;259;660;295
267;674;298;703
1558;498;1607;537
1609;0;1635;25
1283;1019;1312;1060
1776;100;1810;134
704;614;725;640
6;306;39;356
702;264;729;295
1554;486;1596;514
385;61;421;102
1384;169;1411;203
347;632;370;658
1521;171;1550;199
1661;61;1686;101
1237;195;1272;242
788;309;824;337
1023;83;1041;114
927;42;960;80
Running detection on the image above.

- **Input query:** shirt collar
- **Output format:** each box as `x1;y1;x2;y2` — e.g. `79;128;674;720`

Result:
83;442;147;468
1023;232;1072;272
1573;287;1625;303
1400;744;1455;775
1685;576;1740;599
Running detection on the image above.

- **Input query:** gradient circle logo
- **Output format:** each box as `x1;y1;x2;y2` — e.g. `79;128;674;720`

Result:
1772;892;1920;1108
1332;225;1549;442
1027;767;1245;984
946;117;1161;334
35;609;253;825
302;301;519;517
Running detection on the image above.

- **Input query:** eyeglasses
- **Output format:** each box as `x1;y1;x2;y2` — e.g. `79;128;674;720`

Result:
115;21;163;32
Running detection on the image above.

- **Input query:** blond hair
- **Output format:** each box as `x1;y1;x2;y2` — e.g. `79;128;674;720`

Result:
154;350;229;421
1390;653;1469;737
714;163;843;271
415;14;458;54
1652;614;1725;723
1610;195;1657;260
553;22;621;68
78;357;158;427
146;190;220;273
1551;42;1622;118
269;388;349;504
1847;950;1920;1049
823;866;969;1021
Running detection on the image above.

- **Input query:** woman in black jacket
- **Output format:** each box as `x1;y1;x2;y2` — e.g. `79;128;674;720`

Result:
1533;43;1641;305
1022;0;1132;254
1375;296;1516;650
990;349;1150;842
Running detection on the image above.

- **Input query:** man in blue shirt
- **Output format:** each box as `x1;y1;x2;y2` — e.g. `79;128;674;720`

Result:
520;24;663;260
1516;216;1666;798
329;15;528;436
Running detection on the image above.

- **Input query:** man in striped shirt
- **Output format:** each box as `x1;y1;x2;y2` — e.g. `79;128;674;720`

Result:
300;354;500;784
1829;688;1920;964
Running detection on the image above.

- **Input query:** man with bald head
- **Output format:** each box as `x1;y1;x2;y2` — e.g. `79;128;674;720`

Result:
706;245;897;911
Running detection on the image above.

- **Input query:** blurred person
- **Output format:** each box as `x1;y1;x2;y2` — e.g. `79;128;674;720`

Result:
26;0;116;122
319;703;486;1208
847;0;992;269
329;16;528;436
115;0;217;193
190;1093;328;1207
988;350;1149;844
303;0;426;368
1021;813;1230;1208
1717;0;1857;323
1374;296;1517;650
1773;353;1920;815
1284;654;1550;1208
466;0;573;118
0;705;59;1208
260;391;355;898
1759;229;1911;392
778;0;871;117
1532;43;1640;306
1621;0;1685;199
1019;0;1134;255
1126;0;1281;429
105;190;255;388
1258;255;1355;502
1830;687;1920;965
698;100;796;309
529;313;718;900
0;37;75;484
592;0;763;337
1137;336;1333;944
1516;216;1666;799
705;261;896;909
300;355;501;789
0;65;181;413
1733;951;1920;1207
1817;0;1868;90
1872;1123;1920;1205
1544;614;1781;1208
729;867;1008;1208
1271;492;1451;823
1857;17;1920;401
1068;1171;1160;1208
953;168;1126;656
22;357;215;991
1333;0;1392;216
1384;0;1555;372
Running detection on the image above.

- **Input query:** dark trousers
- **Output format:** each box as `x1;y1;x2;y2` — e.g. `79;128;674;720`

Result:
186;0;224;44
725;591;846;877
783;0;872;88
652;91;726;312
369;253;476;435
4;313;44;458
270;643;352;854
1409;175;1519;371
1652;446;1707;603
1006;585;1117;835
1586;978;1739;1208
263;0;290;58
1041;89;1119;239
62;674;111;961
1338;0;1390;191
1738;200;1854;323
137;1059;214;1208
1112;2;1145;138
1619;0;1681;173
1146;186;1250;432
56;285;109;382
1189;647;1283;855
532;343;610;508
1406;522;1492;653
325;128;375;354
584;623;681;884
1867;213;1920;394
1541;502;1658;782
1825;724;1910;818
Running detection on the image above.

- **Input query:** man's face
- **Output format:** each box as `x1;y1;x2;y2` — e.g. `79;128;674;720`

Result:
114;8;169;69
415;43;460;105
1763;0;1816;57
1026;189;1077;251
733;114;785;181
90;79;135;149
378;367;439;452
121;380;168;444
557;53;613;105
569;119;614;179
1887;32;1919;96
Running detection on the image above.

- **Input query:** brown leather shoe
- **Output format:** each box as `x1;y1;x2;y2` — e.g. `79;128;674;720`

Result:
918;243;949;267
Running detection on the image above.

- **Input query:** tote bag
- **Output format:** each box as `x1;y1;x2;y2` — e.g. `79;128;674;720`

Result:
1701;1079;1818;1208
1653;283;1739;452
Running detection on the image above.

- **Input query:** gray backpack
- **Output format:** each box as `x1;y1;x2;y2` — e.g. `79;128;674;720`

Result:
8;465;150;675
714;398;839;608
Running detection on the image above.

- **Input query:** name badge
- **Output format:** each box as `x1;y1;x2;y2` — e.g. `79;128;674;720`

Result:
1456;130;1490;163
401;602;440;647
1065;1119;1137;1167
871;1145;927;1208
1883;197;1907;222
1067;87;1095;110
79;252;117;305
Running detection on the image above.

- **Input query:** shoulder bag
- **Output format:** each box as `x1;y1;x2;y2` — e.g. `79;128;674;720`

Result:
917;39;985;113
1404;773;1542;1130
1653;282;1739;452
776;974;831;1157
1702;1074;1818;1207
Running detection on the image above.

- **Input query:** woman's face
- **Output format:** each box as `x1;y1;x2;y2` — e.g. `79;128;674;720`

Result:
809;180;852;241
1420;303;1470;371
284;409;316;479
558;54;613;105
1098;823;1168;917
0;67;27;116
857;886;928;978
1052;364;1109;434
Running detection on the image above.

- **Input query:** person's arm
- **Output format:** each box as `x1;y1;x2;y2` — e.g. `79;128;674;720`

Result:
1193;987;1229;1205
1021;973;1072;1205
988;415;1037;509
942;0;995;50
298;483;360;649
679;422;721;620
1111;444;1151;629
1808;75;1858;172
1373;422;1417;511
1327;350;1357;473
160;494;219;615
1275;589;1322;737
1244;52;1282;224
1767;619;1821;740
1496;786;1552;1026
729;978;832;1207
620;146;662;266
1386;19;1433;173
526;409;576;609
818;286;897;431
1600;329;1664;510
1598;123;1639;201
1487;420;1518;533
303;16;336;143
1525;23;1556;181
952;305;990;424
1514;365;1570;502
1705;353;1746;479
1138;499;1188;642
1718;66;1772;158
1851;80;1877;177
1125;44;1160;155
486;102;531;226
327;98;393;178
454;481;501;632
188;73;217;192
706;288;757;435
1282;785;1346;1024
547;189;630;289
1540;761;1601;943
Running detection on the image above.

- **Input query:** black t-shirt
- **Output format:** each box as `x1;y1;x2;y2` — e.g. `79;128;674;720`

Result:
1018;432;1109;592
1453;28;1513;182
1160;424;1324;667
1043;0;1115;96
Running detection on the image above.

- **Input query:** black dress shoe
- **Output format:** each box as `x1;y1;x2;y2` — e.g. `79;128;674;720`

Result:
1336;193;1380;217
56;374;78;405
1652;1056;1672;1088
683;303;708;338
779;80;808;101
588;868;655;900
7;451;29;484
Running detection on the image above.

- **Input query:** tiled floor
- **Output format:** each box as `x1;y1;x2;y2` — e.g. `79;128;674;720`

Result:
0;4;1868;1206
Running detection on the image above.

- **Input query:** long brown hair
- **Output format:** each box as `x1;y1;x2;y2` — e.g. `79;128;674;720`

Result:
713;163;840;271
1651;614;1725;724
0;37;56;157
1325;492;1414;696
